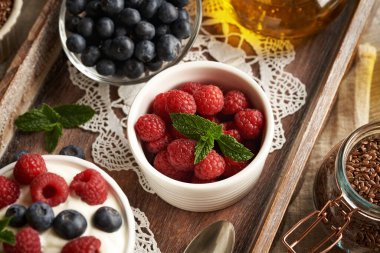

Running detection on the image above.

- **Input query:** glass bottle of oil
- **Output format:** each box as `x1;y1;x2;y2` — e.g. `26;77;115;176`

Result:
230;0;346;39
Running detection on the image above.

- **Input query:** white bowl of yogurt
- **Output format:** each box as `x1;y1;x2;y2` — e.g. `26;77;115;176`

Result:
0;155;135;253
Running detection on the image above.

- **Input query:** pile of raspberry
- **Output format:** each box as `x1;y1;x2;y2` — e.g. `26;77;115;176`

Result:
135;82;265;183
0;153;110;253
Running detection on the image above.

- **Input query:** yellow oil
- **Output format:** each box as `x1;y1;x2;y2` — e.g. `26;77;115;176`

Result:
230;0;346;39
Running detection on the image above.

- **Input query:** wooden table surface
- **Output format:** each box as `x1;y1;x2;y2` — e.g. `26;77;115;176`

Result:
0;1;378;253
271;3;380;253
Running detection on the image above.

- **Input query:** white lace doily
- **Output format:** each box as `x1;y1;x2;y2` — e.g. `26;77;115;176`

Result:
69;1;306;252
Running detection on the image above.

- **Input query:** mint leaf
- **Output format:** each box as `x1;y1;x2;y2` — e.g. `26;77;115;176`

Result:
41;104;60;123
54;104;95;128
0;218;15;245
170;113;222;140
0;230;16;245
15;109;55;132
217;134;254;161
0;217;10;231
194;137;214;164
44;123;63;152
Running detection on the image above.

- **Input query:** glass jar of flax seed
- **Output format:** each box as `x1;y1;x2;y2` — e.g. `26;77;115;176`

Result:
283;122;380;252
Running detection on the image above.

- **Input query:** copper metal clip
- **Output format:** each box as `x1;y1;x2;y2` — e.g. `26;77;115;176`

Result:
282;196;357;253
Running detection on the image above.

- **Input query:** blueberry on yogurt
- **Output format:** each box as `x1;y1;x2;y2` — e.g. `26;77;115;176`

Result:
26;202;55;232
53;210;87;240
93;206;122;233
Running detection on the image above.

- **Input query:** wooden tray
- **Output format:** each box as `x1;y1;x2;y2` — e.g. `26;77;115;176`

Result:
0;0;375;252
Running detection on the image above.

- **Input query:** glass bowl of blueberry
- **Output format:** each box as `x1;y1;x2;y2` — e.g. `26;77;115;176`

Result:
59;0;202;85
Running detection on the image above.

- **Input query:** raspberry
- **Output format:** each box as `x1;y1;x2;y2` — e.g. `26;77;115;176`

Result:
30;172;69;207
0;176;20;209
234;109;264;140
13;154;47;185
169;125;186;139
222;90;249;115
154;151;192;181
62;236;101;253
152;92;170;122
167;139;196;171
135;114;166;142
166;90;196;115
3;227;41;253
224;129;242;142
223;157;248;177
193;85;224;116
70;169;108;205
179;82;203;95
145;134;171;154
194;150;225;180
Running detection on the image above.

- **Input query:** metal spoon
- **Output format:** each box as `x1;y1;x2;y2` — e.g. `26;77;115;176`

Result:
184;220;235;253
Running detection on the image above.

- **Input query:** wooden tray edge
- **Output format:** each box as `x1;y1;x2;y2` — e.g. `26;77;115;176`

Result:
251;1;376;252
0;0;61;159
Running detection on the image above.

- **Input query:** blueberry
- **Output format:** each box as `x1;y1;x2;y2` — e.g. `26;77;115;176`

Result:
92;206;122;233
125;0;142;8
114;26;128;37
77;17;94;37
96;59;116;75
156;34;181;61
85;0;103;17
134;21;155;40
101;0;124;14
158;1;178;23
134;40;155;62
59;145;86;159
167;0;188;8
53;210;87;240
13;150;29;162
155;24;170;36
145;58;163;71
65;15;81;33
119;8;141;26
139;0;162;19
171;19;191;39
26;202;55;232
5;204;27;228
96;17;115;38
81;46;101;66
177;8;189;20
66;0;87;14
120;59;144;78
66;34;86;53
108;36;134;61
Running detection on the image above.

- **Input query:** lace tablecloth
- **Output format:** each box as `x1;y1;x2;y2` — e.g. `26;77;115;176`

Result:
68;2;307;252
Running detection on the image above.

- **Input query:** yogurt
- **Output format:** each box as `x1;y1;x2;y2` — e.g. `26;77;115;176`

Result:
0;156;134;253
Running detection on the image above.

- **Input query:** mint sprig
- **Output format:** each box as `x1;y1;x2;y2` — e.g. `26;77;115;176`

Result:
15;103;95;152
170;113;254;164
0;218;15;245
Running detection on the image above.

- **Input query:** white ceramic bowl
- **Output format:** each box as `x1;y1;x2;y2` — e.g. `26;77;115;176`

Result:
127;61;274;212
0;155;135;253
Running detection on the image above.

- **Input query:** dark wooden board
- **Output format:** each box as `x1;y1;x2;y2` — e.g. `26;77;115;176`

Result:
0;0;375;252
